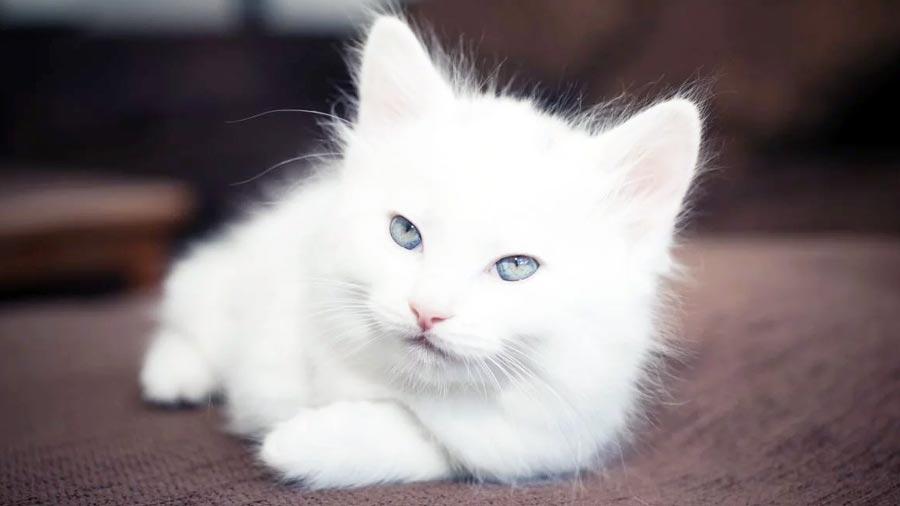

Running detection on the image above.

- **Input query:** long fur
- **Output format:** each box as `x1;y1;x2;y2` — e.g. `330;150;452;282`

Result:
139;15;704;489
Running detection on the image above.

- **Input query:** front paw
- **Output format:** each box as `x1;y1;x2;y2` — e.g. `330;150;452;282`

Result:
258;401;452;489
259;413;358;489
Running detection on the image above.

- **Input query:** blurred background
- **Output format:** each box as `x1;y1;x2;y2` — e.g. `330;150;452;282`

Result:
1;0;899;301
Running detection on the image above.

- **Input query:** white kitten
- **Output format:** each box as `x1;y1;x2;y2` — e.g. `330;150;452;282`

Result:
140;16;702;489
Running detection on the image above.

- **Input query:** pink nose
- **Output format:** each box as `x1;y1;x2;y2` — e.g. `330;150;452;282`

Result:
409;303;450;331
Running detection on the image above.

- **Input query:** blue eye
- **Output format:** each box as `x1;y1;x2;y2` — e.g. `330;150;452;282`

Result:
389;215;422;250
496;255;539;281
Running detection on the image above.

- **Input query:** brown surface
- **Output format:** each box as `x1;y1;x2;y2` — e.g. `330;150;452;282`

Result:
1;237;899;505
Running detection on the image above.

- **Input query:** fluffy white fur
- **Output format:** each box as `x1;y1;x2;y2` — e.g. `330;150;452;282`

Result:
140;16;702;489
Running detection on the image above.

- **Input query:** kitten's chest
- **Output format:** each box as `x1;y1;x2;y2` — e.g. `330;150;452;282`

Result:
303;347;394;405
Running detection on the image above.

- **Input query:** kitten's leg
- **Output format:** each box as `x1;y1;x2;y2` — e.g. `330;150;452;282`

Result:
140;330;219;406
259;400;454;488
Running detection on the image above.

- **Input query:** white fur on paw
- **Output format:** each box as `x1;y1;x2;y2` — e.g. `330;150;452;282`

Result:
259;416;330;487
140;334;217;405
259;402;451;488
260;408;394;489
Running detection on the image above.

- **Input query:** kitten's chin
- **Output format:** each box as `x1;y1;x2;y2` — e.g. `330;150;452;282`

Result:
391;334;510;394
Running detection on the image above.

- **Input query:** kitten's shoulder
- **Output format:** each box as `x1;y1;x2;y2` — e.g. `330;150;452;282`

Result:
162;172;339;302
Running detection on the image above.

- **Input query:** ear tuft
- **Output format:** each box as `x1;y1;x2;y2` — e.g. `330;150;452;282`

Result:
355;16;451;131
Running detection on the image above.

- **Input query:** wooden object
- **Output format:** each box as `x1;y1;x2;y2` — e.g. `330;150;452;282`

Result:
0;171;194;292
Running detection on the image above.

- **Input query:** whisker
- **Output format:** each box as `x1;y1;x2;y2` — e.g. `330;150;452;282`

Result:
226;108;349;124
478;356;504;393
230;152;340;186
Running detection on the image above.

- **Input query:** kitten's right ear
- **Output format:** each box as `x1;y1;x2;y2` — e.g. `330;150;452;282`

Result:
355;17;452;132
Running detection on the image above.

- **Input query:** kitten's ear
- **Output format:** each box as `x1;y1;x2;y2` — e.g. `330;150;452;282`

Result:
600;99;702;246
355;17;451;131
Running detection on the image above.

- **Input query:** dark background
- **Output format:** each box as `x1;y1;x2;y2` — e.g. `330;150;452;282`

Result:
2;0;899;299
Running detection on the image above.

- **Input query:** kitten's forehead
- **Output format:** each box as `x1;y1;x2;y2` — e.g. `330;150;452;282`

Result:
394;98;594;198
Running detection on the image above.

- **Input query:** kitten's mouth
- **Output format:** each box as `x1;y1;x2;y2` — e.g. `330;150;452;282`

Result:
408;334;458;361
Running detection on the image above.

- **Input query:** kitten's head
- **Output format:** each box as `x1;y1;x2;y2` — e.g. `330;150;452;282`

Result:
315;17;702;392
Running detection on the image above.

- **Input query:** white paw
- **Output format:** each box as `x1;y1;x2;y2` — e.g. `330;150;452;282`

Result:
140;332;217;405
259;413;342;488
258;402;452;489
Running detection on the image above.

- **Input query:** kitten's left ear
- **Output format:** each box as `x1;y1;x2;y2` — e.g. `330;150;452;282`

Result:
355;17;452;132
600;98;703;246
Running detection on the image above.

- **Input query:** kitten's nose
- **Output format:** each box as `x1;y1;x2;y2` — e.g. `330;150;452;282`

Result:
409;303;450;331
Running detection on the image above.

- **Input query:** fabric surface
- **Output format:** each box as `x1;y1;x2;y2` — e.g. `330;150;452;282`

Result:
1;237;899;505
